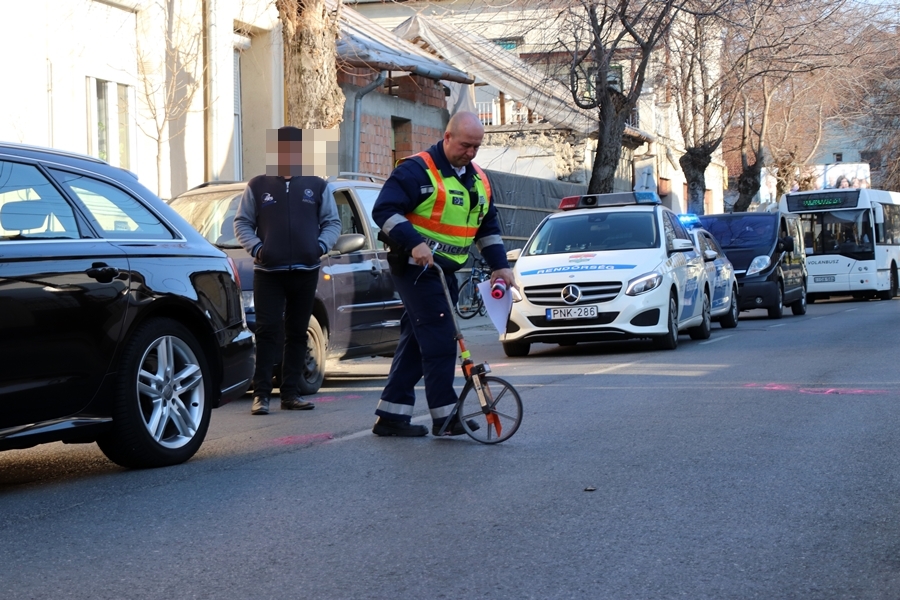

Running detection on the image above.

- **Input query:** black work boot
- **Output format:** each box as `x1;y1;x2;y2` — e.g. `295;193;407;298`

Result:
372;417;428;437
281;396;315;410
251;395;270;415
432;417;480;437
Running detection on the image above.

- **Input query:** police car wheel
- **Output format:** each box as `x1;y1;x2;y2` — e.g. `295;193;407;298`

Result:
652;294;679;350
720;286;739;329
689;292;712;340
502;340;531;357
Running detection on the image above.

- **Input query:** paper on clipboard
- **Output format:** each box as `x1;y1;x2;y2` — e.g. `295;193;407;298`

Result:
477;280;513;334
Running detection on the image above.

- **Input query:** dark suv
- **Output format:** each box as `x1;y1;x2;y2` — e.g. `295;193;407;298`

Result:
169;176;402;394
0;143;254;467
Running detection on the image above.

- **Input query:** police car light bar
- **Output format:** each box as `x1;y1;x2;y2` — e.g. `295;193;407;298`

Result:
678;213;703;229
558;191;661;211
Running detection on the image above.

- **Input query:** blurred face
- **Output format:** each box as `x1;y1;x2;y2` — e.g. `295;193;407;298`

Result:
443;121;484;168
277;141;302;176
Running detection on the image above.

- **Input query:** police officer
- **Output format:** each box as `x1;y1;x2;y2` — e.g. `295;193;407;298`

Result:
371;111;514;437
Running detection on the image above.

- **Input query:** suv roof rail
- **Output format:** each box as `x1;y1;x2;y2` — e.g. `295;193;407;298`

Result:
188;180;244;190
329;172;387;183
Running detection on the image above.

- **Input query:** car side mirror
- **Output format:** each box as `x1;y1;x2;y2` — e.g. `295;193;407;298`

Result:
671;238;694;253
703;249;718;262
328;233;366;256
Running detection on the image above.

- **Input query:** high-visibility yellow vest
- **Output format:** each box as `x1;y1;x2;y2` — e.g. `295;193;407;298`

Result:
403;151;492;265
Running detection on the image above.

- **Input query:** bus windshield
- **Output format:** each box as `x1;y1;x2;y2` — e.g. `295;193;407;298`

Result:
800;209;874;259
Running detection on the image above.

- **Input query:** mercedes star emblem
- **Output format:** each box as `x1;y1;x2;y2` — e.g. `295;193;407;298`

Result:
561;284;582;305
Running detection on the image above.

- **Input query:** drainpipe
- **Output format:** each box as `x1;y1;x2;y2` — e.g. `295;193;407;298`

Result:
352;71;387;173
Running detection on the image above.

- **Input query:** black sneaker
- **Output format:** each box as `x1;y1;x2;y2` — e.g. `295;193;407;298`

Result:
372;417;428;437
432;418;480;437
251;395;270;415
281;396;315;410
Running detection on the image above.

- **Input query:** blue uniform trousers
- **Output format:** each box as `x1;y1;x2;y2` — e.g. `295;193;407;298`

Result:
376;264;460;424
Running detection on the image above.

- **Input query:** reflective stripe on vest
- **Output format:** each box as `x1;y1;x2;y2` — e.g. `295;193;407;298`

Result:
402;151;491;264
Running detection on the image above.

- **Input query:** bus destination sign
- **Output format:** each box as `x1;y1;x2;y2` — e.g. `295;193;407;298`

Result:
786;190;860;212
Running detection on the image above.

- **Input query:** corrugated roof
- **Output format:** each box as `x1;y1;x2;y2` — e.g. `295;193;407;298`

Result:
392;14;653;142
329;0;474;84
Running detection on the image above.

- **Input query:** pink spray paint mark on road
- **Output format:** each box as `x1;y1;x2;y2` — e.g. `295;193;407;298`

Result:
272;433;334;446
310;395;362;403
743;383;888;395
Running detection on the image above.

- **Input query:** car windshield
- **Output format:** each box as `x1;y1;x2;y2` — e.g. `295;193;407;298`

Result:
699;215;775;249
169;190;242;248
526;211;658;255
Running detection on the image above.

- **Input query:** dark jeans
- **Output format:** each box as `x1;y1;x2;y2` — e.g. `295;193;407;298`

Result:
252;268;319;398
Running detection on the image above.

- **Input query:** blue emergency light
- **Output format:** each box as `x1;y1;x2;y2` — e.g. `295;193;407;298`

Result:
678;213;703;229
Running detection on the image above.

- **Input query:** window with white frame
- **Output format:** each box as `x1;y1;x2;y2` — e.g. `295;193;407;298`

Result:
87;77;135;170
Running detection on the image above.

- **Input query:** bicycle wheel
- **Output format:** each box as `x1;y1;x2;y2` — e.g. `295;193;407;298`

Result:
477;285;487;316
455;276;481;319
459;376;523;444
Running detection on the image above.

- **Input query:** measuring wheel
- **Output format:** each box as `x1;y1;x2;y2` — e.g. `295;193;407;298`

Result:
458;375;523;444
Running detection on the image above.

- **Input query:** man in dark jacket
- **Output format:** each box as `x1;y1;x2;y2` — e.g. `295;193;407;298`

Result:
234;126;342;415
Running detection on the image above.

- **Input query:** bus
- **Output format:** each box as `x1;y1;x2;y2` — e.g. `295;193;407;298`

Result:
780;188;900;301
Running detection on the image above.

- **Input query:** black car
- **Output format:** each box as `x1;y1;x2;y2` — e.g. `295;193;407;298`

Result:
169;176;402;394
0;143;254;468
699;211;807;319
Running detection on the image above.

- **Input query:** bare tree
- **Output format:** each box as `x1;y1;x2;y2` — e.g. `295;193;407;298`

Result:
275;0;345;129
553;0;698;194
726;0;854;212
136;0;205;197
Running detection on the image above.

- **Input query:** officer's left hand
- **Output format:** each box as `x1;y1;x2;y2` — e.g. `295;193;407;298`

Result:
491;268;515;290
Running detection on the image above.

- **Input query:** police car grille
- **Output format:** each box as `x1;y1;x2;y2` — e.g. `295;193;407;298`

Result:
523;282;622;306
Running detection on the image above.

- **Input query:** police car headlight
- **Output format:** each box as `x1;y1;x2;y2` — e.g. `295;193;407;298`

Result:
241;290;255;313
746;255;771;277
626;272;663;296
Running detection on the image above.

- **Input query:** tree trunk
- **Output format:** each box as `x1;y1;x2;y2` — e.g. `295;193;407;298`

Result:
734;161;761;212
276;0;345;129
588;92;630;194
679;146;713;215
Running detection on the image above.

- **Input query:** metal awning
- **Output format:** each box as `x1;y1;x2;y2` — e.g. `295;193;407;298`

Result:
392;14;653;142
329;1;474;84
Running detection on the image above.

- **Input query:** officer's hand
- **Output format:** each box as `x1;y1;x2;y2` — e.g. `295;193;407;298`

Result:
411;242;434;268
491;268;515;290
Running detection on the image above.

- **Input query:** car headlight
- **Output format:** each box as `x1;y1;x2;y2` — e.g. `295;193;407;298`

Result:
625;272;663;296
241;290;255;313
746;255;771;277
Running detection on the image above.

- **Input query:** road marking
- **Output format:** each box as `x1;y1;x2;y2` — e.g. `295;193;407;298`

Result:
768;323;786;328
844;308;859;312
699;335;734;345
586;361;639;375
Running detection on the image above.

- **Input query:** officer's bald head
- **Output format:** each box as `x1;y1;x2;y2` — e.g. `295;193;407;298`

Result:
443;111;484;169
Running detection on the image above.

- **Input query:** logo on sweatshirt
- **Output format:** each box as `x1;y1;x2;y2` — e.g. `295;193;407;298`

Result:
261;192;275;206
302;188;316;204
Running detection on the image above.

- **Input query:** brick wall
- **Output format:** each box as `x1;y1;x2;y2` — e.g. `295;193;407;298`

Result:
339;67;447;176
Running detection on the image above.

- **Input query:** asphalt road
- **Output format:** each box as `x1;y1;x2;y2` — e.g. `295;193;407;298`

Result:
3;298;900;599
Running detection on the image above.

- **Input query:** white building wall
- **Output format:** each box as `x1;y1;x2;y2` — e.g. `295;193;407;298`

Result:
0;0;282;199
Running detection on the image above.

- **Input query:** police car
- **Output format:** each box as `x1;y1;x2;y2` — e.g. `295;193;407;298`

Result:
680;215;740;329
502;192;713;356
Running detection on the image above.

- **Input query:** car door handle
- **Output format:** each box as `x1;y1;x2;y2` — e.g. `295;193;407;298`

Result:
86;262;120;283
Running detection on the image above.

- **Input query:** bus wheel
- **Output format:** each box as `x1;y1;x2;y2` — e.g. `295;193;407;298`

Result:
880;264;898;300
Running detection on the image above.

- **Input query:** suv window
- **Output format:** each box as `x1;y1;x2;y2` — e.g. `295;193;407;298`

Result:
51;169;174;240
0;161;80;240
